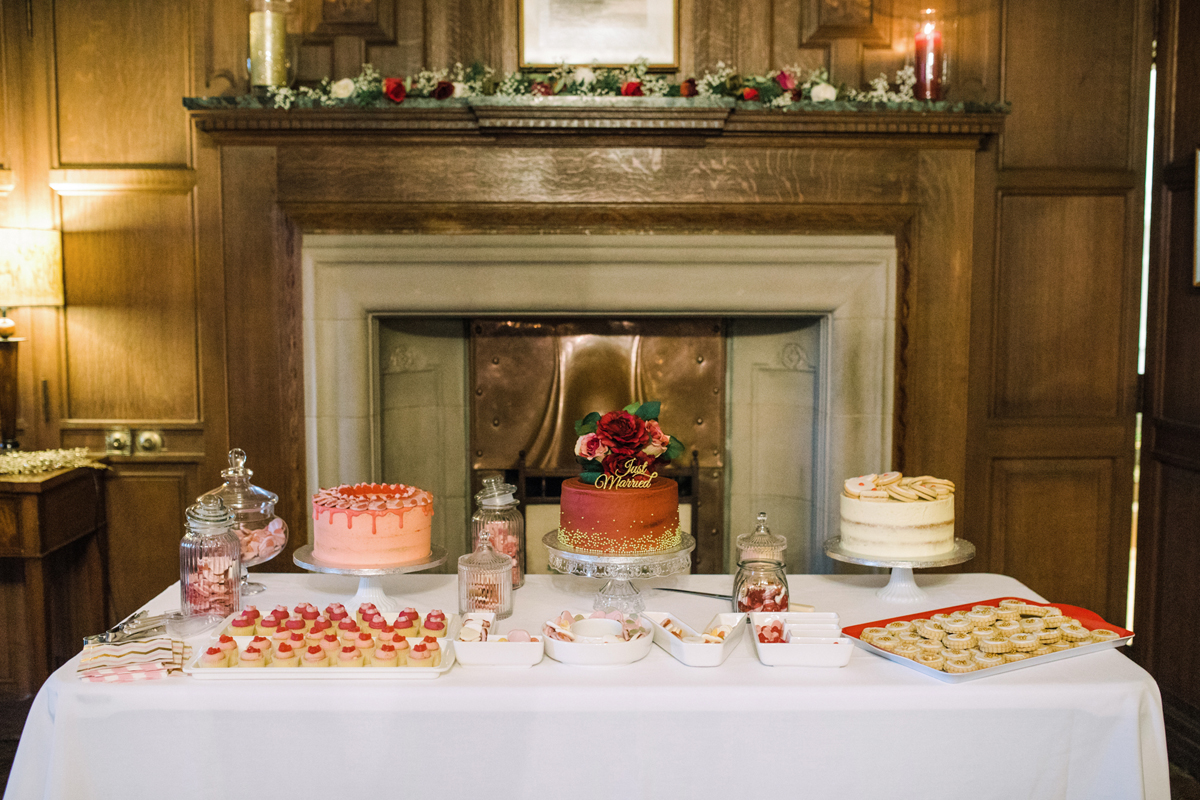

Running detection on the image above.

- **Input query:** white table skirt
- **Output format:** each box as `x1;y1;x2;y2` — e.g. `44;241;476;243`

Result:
5;572;1170;800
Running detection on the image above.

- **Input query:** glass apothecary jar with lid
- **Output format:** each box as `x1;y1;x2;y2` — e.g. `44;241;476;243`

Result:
200;448;288;595
471;475;524;590
732;559;790;614
736;511;787;564
458;528;514;620
180;495;241;618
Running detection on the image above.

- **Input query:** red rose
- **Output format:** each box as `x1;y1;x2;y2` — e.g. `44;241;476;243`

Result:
384;78;406;103
432;80;454;100
596;410;648;455
620;81;644;97
531;81;554;96
774;71;795;92
740;87;759;101
679;78;698;98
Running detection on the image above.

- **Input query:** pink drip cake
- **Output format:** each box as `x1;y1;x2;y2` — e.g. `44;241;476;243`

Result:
311;483;434;567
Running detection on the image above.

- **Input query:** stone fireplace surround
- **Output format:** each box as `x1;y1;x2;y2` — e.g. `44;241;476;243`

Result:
192;105;995;572
303;234;896;572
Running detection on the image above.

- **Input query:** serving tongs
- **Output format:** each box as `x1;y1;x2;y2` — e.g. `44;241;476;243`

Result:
83;610;168;646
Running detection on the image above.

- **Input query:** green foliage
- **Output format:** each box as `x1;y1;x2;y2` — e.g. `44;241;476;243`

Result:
664;436;685;462
633;401;660;420
574;412;601;436
580;471;602;485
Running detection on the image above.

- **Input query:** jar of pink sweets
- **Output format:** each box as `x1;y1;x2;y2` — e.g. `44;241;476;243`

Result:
732;559;789;614
180;494;241;618
200;448;288;595
471;475;524;589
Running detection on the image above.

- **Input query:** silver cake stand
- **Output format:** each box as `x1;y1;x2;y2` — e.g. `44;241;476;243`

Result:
293;544;447;612
823;537;976;603
542;530;696;615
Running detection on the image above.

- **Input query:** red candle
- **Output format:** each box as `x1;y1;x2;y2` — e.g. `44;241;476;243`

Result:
915;22;943;100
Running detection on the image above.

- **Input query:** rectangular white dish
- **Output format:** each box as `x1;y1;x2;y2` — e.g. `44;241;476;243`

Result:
643;611;746;667
183;612;459;680
455;612;545;667
541;611;654;667
750;611;853;667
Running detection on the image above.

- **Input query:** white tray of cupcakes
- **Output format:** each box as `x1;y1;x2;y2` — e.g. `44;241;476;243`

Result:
454;612;544;667
541;610;654;667
750;611;855;667
183;602;458;679
643;611;746;667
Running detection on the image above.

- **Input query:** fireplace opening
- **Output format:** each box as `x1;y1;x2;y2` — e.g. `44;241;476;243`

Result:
377;316;823;575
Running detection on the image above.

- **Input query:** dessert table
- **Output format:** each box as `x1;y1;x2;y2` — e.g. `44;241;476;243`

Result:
5;572;1170;800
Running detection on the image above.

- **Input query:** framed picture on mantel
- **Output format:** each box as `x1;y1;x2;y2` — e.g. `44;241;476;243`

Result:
520;0;679;70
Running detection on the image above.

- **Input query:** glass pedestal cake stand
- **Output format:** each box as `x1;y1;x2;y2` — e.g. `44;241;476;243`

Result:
823;537;976;603
542;530;696;616
293;544;447;612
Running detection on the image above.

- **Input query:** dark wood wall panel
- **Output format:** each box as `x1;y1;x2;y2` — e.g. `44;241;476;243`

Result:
0;560;20;690
1161;190;1200;423
61;193;199;421
365;0;427;78
993;194;1127;418
1001;0;1138;170
105;466;196;621
53;0;191;166
991;458;1114;611
1148;462;1200;699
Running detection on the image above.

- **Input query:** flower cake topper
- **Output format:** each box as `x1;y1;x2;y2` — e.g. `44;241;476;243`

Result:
573;401;685;487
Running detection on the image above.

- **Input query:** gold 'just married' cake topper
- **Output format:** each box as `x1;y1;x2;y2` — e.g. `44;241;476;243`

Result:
572;401;684;488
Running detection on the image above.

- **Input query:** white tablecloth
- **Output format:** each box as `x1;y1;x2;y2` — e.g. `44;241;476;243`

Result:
5;572;1170;800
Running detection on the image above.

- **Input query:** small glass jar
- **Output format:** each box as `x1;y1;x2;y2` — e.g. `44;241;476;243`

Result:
180;495;241;618
200;449;288;595
471;476;524;590
732;559;789;614
247;0;299;91
735;512;787;564
458;529;514;620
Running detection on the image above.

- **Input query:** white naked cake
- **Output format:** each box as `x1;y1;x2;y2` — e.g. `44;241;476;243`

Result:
839;472;955;558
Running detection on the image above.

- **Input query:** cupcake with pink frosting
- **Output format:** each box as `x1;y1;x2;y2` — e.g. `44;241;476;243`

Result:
301;645;328;668
369;643;399;667
226;614;256;637
421;636;442;668
353;632;376;657
284;632;307;655
237;645;267;668
200;647;229;668
421;611;447;638
215;634;239;664
241;605;261;620
394;610;419;637
408;642;433;667
257;615;282;637
337;645;364;668
271;642;299;667
356;604;378;626
284;618;307;635
270;605;290;620
248;636;273;656
319;633;341;660
325;605;348;626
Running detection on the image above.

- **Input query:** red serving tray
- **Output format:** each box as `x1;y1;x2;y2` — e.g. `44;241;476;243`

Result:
843;597;1133;683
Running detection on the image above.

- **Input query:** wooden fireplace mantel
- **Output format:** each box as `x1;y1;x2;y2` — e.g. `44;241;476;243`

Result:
189;104;996;573
187;104;1004;149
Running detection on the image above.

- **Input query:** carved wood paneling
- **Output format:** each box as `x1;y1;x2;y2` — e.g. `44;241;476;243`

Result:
104;465;197;621
1001;0;1141;170
53;0;191;166
801;0;891;46
989;458;1117;614
60;194;200;421
992;194;1128;419
1160;187;1200;423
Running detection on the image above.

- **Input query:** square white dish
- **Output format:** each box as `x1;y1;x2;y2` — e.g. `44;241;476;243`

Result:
750;611;854;667
541;611;654;667
455;612;545;667
183;612;459;680
643;611;746;667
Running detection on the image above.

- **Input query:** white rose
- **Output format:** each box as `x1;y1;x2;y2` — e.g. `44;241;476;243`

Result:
810;82;838;102
452;81;468;97
573;67;596;84
330;78;355;99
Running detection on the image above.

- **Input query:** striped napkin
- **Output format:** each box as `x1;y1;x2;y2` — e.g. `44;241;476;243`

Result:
78;637;192;682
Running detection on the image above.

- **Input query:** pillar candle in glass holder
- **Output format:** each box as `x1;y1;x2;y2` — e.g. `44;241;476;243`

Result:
248;1;292;88
914;9;944;101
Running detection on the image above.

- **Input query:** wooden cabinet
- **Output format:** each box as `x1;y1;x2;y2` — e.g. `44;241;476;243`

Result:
0;466;107;696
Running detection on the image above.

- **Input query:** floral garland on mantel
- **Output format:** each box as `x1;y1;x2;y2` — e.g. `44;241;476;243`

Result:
185;61;1007;114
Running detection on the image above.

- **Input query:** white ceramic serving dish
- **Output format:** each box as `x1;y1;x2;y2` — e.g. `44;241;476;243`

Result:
643;611;746;667
183;612;459;680
541;612;654;667
454;612;545;668
750;611;854;667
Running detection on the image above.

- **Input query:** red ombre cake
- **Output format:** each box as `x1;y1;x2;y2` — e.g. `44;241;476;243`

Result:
311;483;433;567
558;476;682;554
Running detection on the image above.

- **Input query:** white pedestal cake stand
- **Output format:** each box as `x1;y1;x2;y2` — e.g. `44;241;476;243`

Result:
823;537;976;603
293;544;447;612
542;530;696;616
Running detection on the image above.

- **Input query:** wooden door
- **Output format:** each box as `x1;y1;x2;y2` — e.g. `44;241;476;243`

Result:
1132;0;1200;777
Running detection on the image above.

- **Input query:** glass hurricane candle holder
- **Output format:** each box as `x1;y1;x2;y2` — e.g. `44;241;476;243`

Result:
913;8;948;100
247;0;299;91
